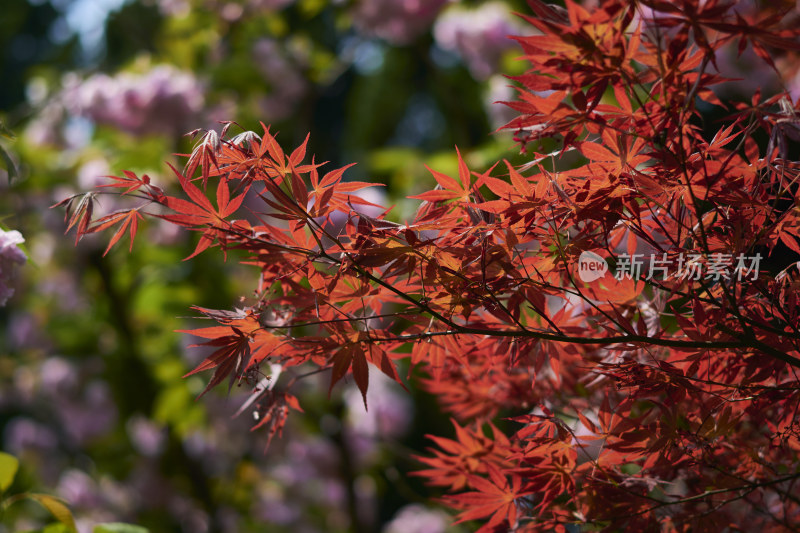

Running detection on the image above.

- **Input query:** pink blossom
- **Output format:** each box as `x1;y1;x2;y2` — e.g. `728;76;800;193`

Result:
153;0;191;17
57;469;103;509
0;228;27;306
383;504;449;533
788;70;800;102
57;381;119;445
351;0;448;45
485;74;518;129
712;44;783;99
345;366;412;460
62;66;205;137
4;417;59;453
24;100;68;146
433;1;527;80
40;357;80;394
126;415;166;457
77;158;111;190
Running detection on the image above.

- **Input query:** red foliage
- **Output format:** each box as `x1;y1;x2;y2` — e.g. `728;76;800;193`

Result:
59;0;800;530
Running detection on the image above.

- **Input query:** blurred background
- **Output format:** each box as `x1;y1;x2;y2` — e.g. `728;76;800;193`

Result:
0;0;533;531
3;0;799;532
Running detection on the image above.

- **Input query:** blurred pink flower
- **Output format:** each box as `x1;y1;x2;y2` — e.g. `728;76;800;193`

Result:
345;366;412;459
40;357;80;394
57;469;103;509
77;158;111;190
383;504;449;533
0;228;27;306
153;0;191;17
779;55;800;102
127;415;166;457
6;312;48;350
352;0;448;45
433;1;526;80
62;66;205;137
253;491;299;524
4;417;59;453
712;45;783;98
485;74;518;129
789;71;800;102
58;381;119;445
24;99;69;146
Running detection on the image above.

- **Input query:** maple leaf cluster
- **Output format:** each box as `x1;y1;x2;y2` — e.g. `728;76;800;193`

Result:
58;0;800;530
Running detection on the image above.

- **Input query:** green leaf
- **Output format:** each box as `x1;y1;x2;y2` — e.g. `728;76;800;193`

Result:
0;143;19;183
93;523;150;533
27;494;76;531
0;452;19;493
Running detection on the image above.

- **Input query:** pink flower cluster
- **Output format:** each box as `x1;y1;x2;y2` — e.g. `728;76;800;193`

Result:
433;1;526;80
0;228;26;306
62;65;205;137
351;0;448;45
